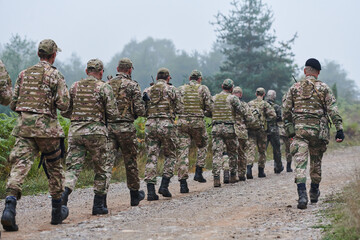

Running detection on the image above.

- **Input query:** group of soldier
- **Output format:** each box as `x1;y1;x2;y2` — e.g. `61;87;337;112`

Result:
0;39;344;233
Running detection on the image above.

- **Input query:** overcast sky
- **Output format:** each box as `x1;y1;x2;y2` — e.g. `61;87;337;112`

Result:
1;0;359;86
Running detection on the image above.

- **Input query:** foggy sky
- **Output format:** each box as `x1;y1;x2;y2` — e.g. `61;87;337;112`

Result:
1;0;359;86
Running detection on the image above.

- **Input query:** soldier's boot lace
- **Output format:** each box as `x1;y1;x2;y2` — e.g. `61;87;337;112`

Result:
297;183;308;209
179;179;189;193
223;170;230;184
1;196;18;231
158;177;172;197
286;161;293;172
61;187;72;206
309;183;320;203
51;198;69;225
147;183;159;201
246;165;253;179
92;194;108;215
230;172;238;183
258;167;266;178
213;176;221;187
130;190;145;206
193;166;207;183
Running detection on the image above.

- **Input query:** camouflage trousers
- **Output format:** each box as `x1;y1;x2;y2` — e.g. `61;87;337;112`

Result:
144;119;177;184
247;130;267;168
237;138;248;178
65;134;107;195
107;122;140;191
280;135;292;163
291;129;327;184
177;118;208;180
212;124;238;177
7;136;64;200
266;132;282;168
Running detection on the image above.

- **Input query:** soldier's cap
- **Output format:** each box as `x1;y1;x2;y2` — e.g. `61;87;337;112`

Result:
266;90;276;100
222;78;234;89
38;39;61;55
305;58;321;71
118;58;134;70
233;86;243;94
87;59;104;72
157;67;171;79
190;69;202;79
256;87;266;95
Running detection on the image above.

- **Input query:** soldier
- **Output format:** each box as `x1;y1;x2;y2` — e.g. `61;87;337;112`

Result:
106;58;145;206
247;88;276;178
212;79;248;187
177;70;212;193
265;90;284;174
1;39;70;231
232;87;259;181
61;59;118;215
279;94;293;172
283;58;344;209
0;60;12;106
144;68;182;200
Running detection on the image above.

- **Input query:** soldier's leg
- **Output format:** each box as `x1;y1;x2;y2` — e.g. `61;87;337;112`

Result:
195;125;208;168
224;133;239;183
162;125;177;179
105;134;118;192
212;134;224;178
271;133;283;173
257;130;267;169
144;127;161;185
281;136;293;172
291;137;309;184
309;139;327;185
238;139;247;180
177;127;191;180
247;131;257;167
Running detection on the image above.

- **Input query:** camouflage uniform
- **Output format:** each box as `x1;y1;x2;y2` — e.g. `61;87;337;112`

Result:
278;94;292;168
177;71;212;181
61;59;118;196
0;60;12;106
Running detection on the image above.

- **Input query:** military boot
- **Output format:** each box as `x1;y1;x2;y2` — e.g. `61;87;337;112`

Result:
230;173;238;183
130;190;145;206
61;187;72;206
51;198;69;225
286;162;293;172
239;175;246;181
274;162;284;174
179;179;189;193
103;194;107;209
214;176;221;187
223;170;230;184
158;177;172;197
297;183;308;209
147;183;159;201
246;165;253;179
194;166;206;183
258;167;266;178
92;194;108;215
309;183;320;203
1;196;18;231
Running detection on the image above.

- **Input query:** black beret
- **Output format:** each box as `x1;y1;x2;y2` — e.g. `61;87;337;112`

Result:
305;58;321;71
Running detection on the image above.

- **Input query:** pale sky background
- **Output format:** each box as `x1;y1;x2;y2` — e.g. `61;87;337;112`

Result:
1;0;359;86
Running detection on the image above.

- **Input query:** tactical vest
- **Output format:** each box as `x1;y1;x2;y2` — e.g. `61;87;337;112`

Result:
183;84;203;116
15;65;53;115
109;77;133;118
147;82;172;118
71;79;104;122
212;93;234;123
293;80;324;117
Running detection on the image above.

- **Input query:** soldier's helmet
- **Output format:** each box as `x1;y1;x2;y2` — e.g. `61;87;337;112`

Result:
233;86;243;94
266;90;276;101
256;87;266;96
222;79;234;90
118;58;134;70
38;39;61;55
87;59;104;72
190;70;202;80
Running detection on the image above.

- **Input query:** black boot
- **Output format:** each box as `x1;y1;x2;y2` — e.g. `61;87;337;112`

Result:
92;194;108;215
61;187;72;206
223;170;230;184
239;175;246;181
130;190;145;206
297;183;308;209
274;162;284;174
1;196;18;231
230;172;238;183
287;162;293;172
214;176;221;187
246;165;253;179
309;183;320;203
51;198;69;225
103;194;107;209
147;183;159;201
194;166;207;183
258;167;266;178
180;179;189;193
158;177;172;197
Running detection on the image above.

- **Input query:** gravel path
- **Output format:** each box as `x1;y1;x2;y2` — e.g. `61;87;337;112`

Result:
1;146;359;240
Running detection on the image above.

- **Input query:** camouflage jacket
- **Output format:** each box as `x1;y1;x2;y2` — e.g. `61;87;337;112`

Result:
61;75;118;137
178;80;212;119
234;99;258;139
248;96;276;131
107;73;145;122
283;75;343;133
266;99;282;134
0;60;12;106
11;61;70;138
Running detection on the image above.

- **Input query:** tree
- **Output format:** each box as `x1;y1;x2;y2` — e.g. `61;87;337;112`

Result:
212;0;297;101
56;53;86;87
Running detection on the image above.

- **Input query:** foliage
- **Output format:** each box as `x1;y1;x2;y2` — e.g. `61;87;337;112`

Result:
0;113;16;170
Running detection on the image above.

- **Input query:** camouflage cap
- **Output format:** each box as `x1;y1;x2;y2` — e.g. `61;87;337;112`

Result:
256;87;266;96
118;58;134;70
38;39;61;55
190;69;202;79
87;59;104;72
222;78;234;89
266;90;276;100
233;86;243;94
157;67;171;79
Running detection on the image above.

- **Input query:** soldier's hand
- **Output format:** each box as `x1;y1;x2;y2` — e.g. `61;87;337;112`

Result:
335;130;345;142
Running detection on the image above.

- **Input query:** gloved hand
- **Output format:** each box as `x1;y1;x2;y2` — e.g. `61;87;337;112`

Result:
335;129;345;142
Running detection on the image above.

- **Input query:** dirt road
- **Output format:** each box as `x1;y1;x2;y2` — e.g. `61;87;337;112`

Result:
1;146;359;240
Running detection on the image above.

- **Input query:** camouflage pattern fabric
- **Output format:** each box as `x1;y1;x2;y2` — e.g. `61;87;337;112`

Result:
222;153;229;171
247;129;267;168
248;96;276;131
283;75;343;184
0;60;12;106
280;135;292;163
237;138;248;178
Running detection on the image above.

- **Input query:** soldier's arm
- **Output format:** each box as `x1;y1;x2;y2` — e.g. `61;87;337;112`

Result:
264;101;276;121
282;89;293;123
172;87;183;115
55;72;70;111
0;68;12;106
201;85;212;117
60;83;75;119
324;85;343;131
102;83;119;121
231;95;245;116
133;83;146;118
9;72;23;111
